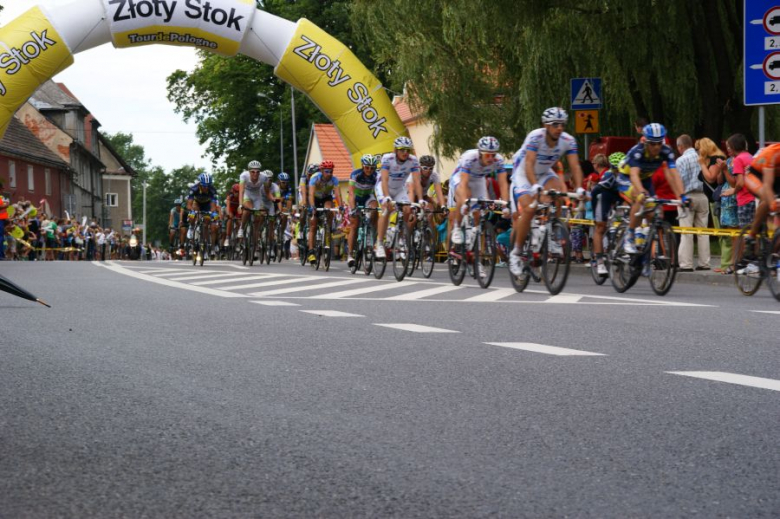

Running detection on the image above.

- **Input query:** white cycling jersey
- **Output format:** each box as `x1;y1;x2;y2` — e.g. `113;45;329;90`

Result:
239;170;269;192
510;128;578;185
379;152;420;190
454;149;506;181
405;169;441;191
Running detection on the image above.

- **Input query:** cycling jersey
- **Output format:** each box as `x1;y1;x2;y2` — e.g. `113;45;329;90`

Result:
278;184;294;201
239;170;268;192
270;182;282;199
309;173;339;199
510;128;578;185
226;192;240;212
379;152;420;189
749;144;780;194
455;149;506;181
621;142;676;179
170;207;181;228
187;183;218;206
406;169;441;193
350;168;378;199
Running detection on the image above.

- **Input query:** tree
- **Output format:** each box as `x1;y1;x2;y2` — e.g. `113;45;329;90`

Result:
167;0;374;179
351;0;777;155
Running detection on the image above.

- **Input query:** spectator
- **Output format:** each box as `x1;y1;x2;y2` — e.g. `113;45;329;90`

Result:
676;134;710;271
0;179;8;260
696;138;729;273
720;134;755;273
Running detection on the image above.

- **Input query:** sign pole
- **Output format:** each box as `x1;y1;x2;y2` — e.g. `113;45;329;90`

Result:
759;106;766;149
584;134;589;160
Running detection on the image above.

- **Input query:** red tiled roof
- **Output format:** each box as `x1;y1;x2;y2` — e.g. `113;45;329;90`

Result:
313;124;353;180
0;117;70;170
393;97;422;124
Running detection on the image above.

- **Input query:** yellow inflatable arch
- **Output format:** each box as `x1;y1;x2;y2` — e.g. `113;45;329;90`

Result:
0;0;407;166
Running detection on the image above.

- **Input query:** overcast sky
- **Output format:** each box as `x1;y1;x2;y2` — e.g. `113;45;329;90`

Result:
1;2;215;173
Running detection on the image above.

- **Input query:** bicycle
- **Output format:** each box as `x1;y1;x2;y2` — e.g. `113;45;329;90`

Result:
509;190;578;295
407;207;445;279
589;204;631;285
239;208;267;267
298;206;310;266
275;211;291;262
349;206;380;276
312;207;339;271
189;212;209;266
609;197;685;296
448;198;507;288
732;198;780;301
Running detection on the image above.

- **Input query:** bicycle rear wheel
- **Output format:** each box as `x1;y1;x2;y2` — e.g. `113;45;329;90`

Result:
392;224;410;281
323;224;333;272
733;225;763;296
406;227;419;278
299;220;308;266
609;226;639;293
448;234;467;286
247;224;256;267
767;232;780;302
648;222;677;296
474;223;497;288
421;227;436;278
508;233;532;292
373;236;387;279
541;219;571;295
363;224;375;276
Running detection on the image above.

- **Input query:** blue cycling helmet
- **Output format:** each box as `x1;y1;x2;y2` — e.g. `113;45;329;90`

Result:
643;123;667;143
477;136;500;152
278;172;290;182
361;154;378;167
394;136;413;149
198;173;213;186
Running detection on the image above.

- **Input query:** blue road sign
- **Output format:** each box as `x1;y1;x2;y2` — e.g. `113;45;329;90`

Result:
571;78;602;110
744;1;780;105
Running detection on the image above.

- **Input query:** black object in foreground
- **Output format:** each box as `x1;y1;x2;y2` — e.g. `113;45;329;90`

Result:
0;273;51;308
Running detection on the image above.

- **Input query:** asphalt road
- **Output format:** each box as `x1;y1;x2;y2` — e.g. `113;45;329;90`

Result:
1;259;779;518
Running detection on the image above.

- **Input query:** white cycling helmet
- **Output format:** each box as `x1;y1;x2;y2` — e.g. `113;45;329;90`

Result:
541;107;568;124
393;136;413;149
248;160;262;170
477;136;500;152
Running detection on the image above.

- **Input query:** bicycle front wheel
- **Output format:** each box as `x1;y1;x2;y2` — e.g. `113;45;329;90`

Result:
648;222;677;296
609;225;639;293
392;225;410;281
474;223;497;289
767;231;780;302
733;225;763;296
448;235;467;286
363;225;375;276
323;224;333;272
421;227;436;279
541;219;571;295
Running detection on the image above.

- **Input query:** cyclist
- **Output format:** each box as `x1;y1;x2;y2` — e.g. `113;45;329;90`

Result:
238;160;273;249
617;123;686;254
450;137;509;247
591;152;625;275
408;155;446;229
224;183;240;247
743;142;780;255
347;154;380;268
307;160;343;264
508;108;585;276
168;198;183;251
299;163;320;209
375;136;422;259
277;172;294;245
186;173;219;246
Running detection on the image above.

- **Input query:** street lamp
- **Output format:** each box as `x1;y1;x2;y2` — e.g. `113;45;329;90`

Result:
142;180;147;246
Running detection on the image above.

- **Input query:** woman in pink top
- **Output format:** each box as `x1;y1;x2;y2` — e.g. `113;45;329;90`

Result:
720;134;755;229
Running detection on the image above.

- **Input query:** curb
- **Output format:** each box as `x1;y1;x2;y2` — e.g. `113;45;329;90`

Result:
566;264;737;287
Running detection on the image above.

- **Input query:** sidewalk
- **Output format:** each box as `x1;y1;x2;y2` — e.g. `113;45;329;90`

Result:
567;255;735;287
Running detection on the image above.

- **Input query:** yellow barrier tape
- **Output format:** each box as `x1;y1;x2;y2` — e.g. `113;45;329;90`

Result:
565;218;774;238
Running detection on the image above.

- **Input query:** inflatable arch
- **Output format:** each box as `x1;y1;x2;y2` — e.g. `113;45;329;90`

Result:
0;0;407;167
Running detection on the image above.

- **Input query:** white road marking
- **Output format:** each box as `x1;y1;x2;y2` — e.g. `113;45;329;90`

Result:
384;285;464;300
374;323;460;333
150;270;207;277
667;371;780;392
225;265;249;270
485;342;606;356
250;301;301;307
222;276;322;291
191;274;282;286
463;288;517;302
543;294;583;304
101;263;247;298
249;279;367;297
525;289;713;307
751;311;780;315
301;310;364;317
165;272;251;282
309;281;420;299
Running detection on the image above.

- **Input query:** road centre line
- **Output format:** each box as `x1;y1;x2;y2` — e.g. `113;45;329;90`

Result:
485;342;606;356
667;371;780;392
384;285;464;300
101;263;247;298
308;281;420;299
248;279;367;297
301;310;364;317
191;274;283;286
221;276;323;291
374;323;460;333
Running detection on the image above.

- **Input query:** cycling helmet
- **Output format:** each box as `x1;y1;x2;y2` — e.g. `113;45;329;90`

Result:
174;198;183;205
642;123;667;143
231;183;240;193
278;172;290;182
419;155;436;167
477;136;500;153
393;136;413;149
361;154;378;167
374;153;383;163
198;173;213;186
248;160;262;170
608;152;626;168
307;163;320;175
262;170;274;180
541;107;568;124
320;160;335;171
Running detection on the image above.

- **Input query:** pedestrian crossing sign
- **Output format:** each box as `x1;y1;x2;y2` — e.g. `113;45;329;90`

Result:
571;78;602;110
575;110;599;134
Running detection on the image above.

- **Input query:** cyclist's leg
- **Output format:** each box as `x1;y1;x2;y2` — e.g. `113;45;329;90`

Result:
376;184;392;245
591;186;609;256
749;171;772;237
308;199;321;251
453;178;472;229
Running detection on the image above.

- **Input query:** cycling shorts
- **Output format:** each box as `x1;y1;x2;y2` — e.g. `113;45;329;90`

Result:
313;196;334;209
591;185;620;223
375;183;410;204
450;173;488;209
355;194;377;207
511;170;559;199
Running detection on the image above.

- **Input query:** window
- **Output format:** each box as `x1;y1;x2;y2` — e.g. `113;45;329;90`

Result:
45;168;52;195
27;164;34;192
8;160;16;188
105;193;118;207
